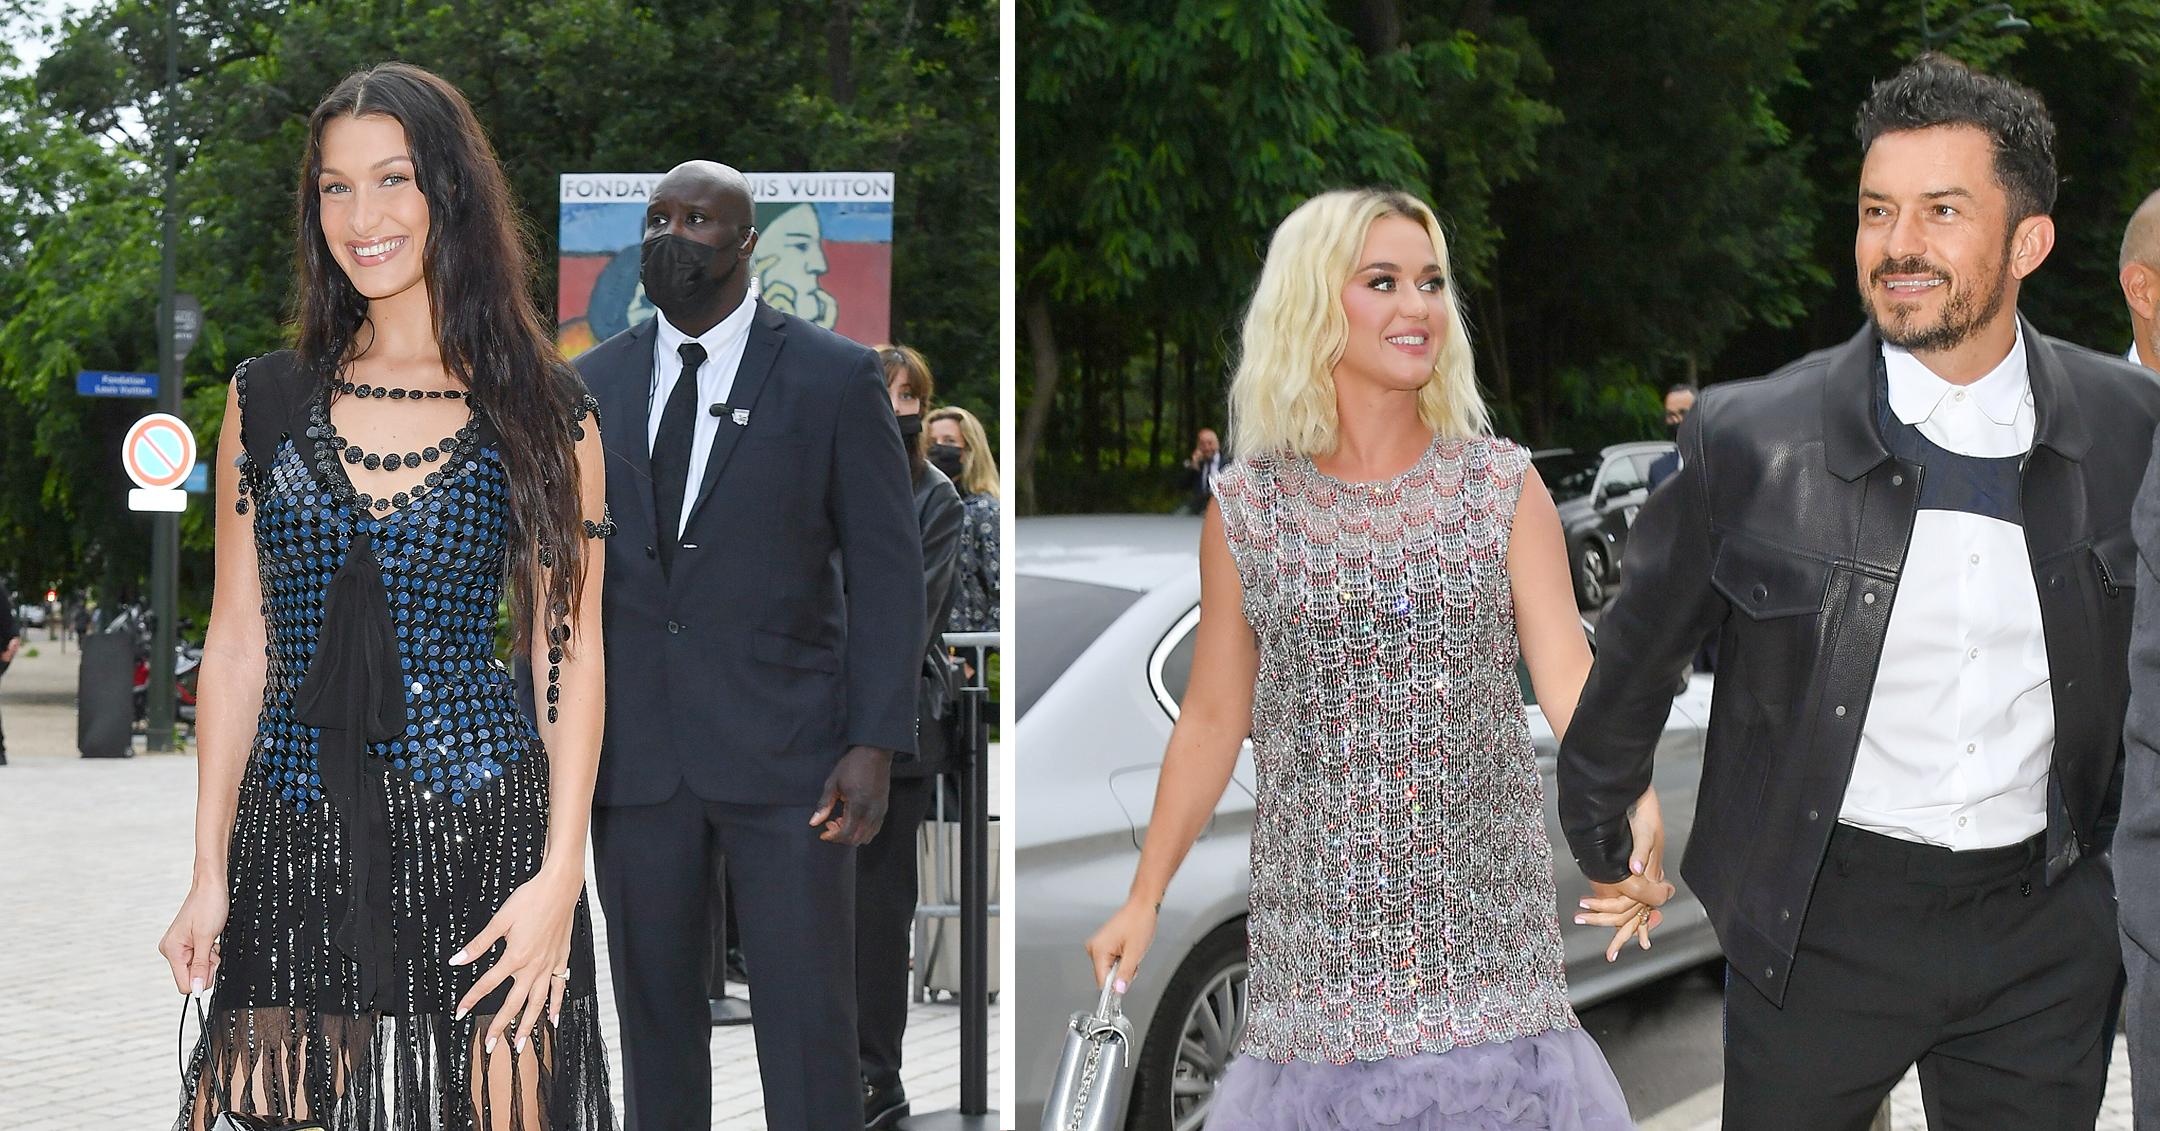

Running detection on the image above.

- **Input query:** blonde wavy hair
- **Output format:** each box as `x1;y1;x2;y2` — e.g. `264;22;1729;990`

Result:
1228;188;1488;460
926;404;1000;498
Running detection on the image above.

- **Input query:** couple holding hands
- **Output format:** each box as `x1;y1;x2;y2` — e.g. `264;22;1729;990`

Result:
1086;54;2160;1130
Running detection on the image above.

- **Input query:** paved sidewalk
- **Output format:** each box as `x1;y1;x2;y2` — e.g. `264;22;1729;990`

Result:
0;640;1000;1128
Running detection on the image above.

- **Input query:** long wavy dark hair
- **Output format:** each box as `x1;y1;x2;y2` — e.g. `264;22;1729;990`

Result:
294;62;584;654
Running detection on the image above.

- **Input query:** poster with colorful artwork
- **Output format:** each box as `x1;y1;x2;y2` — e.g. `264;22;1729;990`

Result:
556;171;894;357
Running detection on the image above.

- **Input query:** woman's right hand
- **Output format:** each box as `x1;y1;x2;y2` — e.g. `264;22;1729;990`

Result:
1084;898;1159;993
159;882;228;995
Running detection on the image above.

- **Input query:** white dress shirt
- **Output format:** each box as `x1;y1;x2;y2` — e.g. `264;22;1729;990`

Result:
1841;329;2054;849
649;282;759;539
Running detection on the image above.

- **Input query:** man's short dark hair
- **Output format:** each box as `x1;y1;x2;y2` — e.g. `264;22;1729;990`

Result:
1856;53;2057;221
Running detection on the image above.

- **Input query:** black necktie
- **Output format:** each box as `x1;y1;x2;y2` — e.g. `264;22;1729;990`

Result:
652;341;706;576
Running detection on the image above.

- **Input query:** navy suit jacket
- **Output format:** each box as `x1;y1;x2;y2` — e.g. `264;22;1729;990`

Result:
578;302;923;807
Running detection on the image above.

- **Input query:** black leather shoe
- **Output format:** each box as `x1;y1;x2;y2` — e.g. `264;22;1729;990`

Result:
863;1077;910;1129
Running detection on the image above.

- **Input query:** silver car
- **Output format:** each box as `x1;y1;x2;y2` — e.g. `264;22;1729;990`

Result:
1016;515;1722;1130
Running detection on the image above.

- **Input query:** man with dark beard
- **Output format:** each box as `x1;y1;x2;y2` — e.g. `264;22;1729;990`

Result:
1558;55;2159;1129
575;160;922;1129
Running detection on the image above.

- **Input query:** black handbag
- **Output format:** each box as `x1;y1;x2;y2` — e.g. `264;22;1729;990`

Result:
180;995;328;1131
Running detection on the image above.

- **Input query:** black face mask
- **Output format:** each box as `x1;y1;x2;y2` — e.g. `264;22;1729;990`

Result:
928;443;966;480
640;233;737;317
896;413;924;442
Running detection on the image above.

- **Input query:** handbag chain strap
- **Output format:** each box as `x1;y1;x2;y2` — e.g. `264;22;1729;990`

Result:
1063;1033;1107;1130
1062;958;1124;1130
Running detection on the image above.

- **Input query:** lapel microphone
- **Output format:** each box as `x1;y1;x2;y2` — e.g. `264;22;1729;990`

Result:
707;403;728;417
708;402;751;426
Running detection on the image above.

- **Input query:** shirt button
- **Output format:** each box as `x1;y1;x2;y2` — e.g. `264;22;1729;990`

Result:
1968;647;1980;660
1970;554;1981;565
1863;592;1877;605
1835;705;1847;717
1958;816;1969;828
1808;809;1820;821
1892;474;1905;486
1955;391;1966;401
1967;743;1977;754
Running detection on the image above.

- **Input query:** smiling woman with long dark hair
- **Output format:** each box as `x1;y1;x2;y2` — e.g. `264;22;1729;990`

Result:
158;62;614;1129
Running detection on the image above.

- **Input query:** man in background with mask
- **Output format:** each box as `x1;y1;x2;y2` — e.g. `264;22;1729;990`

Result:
1646;383;1696;491
573;160;923;1129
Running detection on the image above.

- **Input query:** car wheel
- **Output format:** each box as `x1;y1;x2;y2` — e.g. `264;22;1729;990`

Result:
1575;541;1608;609
1126;919;1248;1131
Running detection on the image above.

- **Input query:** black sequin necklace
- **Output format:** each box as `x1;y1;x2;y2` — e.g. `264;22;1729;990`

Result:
306;386;482;515
338;381;467;400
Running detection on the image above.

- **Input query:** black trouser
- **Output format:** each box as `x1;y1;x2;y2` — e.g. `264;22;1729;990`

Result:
594;784;860;1131
0;654;12;755
856;773;937;1090
1723;823;2121;1130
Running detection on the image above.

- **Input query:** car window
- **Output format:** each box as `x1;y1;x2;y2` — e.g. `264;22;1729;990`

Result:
1016;575;1145;721
1158;613;1198;710
1630;453;1667;483
1599;454;1646;497
1532;452;1601;503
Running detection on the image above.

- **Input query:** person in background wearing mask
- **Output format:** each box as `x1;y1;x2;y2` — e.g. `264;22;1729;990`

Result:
1645;383;1696;491
926;403;1001;632
572;160;922;1129
858;343;963;1127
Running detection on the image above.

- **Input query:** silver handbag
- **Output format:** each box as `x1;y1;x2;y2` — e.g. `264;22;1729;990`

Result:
1039;960;1136;1131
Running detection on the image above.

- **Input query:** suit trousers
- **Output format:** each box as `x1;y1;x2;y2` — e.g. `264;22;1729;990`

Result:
856;773;937;1090
1723;822;2119;1130
594;783;860;1130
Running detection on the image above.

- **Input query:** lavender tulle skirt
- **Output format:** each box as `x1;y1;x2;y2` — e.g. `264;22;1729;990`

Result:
1210;1026;1635;1130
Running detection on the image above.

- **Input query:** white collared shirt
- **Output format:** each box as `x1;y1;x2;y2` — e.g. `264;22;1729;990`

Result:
1841;327;2053;850
649;280;759;539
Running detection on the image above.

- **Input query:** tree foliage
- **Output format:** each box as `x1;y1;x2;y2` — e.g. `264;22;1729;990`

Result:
1021;0;2160;512
0;0;997;606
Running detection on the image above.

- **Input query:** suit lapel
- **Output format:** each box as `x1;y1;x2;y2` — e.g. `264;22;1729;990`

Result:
681;304;787;533
600;318;661;538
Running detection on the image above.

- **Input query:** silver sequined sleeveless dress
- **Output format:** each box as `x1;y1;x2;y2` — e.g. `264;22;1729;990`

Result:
173;353;613;1129
1208;436;1631;1130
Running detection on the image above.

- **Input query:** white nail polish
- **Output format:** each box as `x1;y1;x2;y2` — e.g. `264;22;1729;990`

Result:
485;1035;497;1054
450;950;468;965
190;977;205;995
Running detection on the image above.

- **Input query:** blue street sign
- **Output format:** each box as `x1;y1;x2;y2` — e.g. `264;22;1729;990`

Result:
184;464;210;493
77;371;159;398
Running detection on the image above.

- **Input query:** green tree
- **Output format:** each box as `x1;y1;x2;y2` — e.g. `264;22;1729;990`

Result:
1018;0;1558;510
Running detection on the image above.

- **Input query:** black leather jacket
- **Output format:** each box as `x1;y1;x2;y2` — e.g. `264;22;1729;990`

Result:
1558;319;2160;1006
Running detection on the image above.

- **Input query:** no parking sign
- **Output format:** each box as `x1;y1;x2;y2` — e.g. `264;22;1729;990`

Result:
124;413;195;512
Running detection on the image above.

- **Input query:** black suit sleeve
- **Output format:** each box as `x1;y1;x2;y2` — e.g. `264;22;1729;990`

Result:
1557;398;1728;883
919;477;964;655
831;353;927;754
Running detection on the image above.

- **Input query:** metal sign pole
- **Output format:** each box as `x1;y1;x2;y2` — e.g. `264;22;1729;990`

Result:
145;0;181;753
901;630;1000;1130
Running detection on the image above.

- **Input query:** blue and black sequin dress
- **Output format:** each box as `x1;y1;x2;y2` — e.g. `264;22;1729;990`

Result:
175;352;613;1129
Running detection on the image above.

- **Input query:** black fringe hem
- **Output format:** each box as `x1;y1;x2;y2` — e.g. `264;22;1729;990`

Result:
173;994;613;1130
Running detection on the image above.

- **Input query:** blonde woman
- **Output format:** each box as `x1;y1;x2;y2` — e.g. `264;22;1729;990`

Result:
1083;188;1669;1127
925;403;999;632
